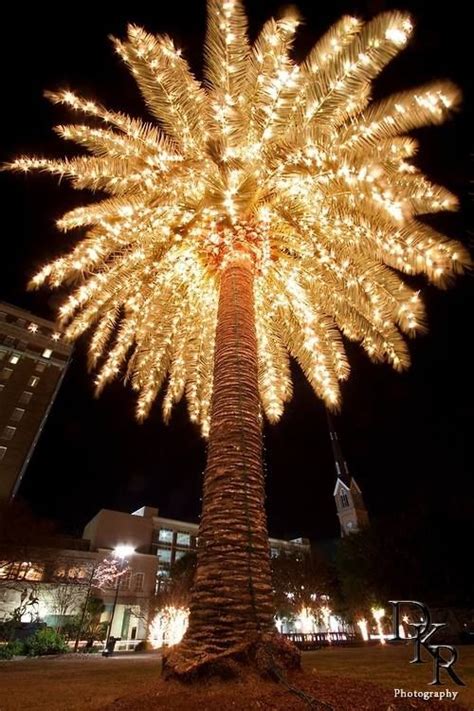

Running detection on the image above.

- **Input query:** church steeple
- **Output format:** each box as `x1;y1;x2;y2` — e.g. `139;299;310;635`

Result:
326;410;369;537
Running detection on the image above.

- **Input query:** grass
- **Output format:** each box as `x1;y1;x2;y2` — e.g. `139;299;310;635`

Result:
304;644;474;709
0;645;472;710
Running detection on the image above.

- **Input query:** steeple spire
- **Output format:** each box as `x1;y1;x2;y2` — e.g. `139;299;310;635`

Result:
325;408;370;537
326;409;351;486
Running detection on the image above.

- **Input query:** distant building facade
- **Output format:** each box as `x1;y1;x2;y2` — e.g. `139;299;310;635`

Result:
1;505;309;650
84;504;310;594
0;302;72;500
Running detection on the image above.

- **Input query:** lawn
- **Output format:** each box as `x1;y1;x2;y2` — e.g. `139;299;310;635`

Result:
0;645;472;710
304;644;474;709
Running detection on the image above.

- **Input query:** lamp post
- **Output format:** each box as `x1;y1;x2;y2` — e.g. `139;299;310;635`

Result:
105;545;134;648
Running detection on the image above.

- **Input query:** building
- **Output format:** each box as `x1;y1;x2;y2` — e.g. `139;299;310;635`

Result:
327;411;370;537
0;302;72;501
84;504;310;591
0;504;310;650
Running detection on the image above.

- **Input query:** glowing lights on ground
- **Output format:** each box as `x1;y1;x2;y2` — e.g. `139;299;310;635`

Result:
371;607;387;645
148;606;189;649
357;618;369;641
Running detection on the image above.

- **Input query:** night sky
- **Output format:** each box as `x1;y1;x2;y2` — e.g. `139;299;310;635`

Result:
0;0;472;542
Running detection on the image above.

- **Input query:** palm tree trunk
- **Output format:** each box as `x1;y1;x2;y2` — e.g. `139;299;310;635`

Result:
163;253;299;679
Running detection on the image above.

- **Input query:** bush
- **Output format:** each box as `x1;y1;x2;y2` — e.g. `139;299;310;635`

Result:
0;640;24;659
23;628;68;657
134;640;152;652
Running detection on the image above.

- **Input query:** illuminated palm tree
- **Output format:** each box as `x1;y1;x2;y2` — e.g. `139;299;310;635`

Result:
10;0;468;678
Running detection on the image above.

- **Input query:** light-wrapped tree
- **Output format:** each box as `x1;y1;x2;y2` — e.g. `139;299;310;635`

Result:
10;0;468;679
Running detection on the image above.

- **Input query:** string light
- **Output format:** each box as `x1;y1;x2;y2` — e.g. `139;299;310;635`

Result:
148;606;189;648
357;618;369;642
9;2;469;432
372;607;387;645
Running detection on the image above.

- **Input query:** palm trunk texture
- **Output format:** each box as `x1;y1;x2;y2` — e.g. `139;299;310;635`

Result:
164;255;300;679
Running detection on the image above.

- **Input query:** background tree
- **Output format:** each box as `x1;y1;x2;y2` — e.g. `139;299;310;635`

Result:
10;0;468;680
272;549;333;621
335;498;474;619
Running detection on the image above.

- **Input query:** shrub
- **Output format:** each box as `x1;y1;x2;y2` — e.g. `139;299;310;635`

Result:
134;640;152;652
0;640;24;659
23;628;68;657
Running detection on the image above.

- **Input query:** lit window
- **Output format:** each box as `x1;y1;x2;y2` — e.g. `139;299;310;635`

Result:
174;550;186;562
270;547;280;559
42;349;52;359
158;528;173;543
51;332;61;341
157;549;172;564
35;362;46;373
133;573;145;592
28;376;39;388
120;570;132;590
176;532;191;546
11;408;25;423
1;368;13;381
8;355;19;365
1;426;16;441
19;391;33;405
24;563;44;581
28;323;38;333
0;447;6;462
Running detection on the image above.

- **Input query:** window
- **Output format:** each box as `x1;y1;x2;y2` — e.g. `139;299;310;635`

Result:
270;547;280;559
158;528;173;543
0;351;5;360
28;323;38;334
28;376;39;388
2;562;44;581
19;391;32;405
0;447;6;462
176;532;191;546
17;319;26;328
0;385;4;393
35;362;46;373
4;337;15;346
18;340;28;350
42;348;52;359
133;573;145;592
1;427;16;441
157;549;172;564
120;570;132;589
174;550;186;562
0;311;6;320
11;408;25;423
1;368;13;381
340;492;350;508
8;354;19;365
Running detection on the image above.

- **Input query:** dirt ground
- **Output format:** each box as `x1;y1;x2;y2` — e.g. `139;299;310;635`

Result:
0;645;472;710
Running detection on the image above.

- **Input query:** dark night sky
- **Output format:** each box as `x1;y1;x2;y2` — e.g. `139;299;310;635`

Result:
0;0;472;541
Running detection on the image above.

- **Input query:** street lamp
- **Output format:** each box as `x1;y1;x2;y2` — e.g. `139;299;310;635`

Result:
105;545;135;648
